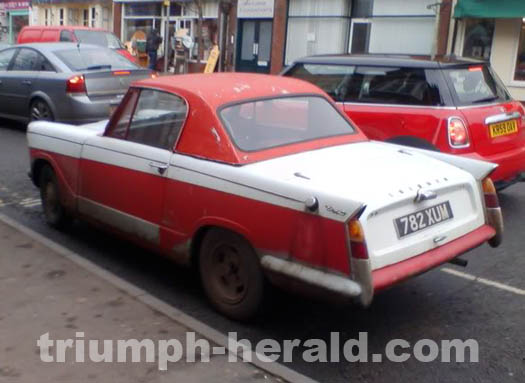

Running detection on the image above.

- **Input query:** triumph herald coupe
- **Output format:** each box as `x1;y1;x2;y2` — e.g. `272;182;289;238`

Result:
27;73;503;320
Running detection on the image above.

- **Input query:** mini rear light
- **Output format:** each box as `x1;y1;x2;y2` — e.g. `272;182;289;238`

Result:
448;117;470;148
482;177;499;208
66;75;86;93
113;70;131;76
348;219;369;259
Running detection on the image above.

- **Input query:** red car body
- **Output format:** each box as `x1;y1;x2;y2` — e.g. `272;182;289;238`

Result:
17;26;136;63
283;55;525;189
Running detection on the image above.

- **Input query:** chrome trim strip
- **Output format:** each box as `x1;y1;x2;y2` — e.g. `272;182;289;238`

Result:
339;101;457;110
260;255;362;298
484;111;521;125
78;197;160;245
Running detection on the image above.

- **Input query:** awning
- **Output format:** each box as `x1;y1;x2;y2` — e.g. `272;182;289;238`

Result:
454;0;525;18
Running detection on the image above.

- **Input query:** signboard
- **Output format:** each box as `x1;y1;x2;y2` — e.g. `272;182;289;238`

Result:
204;45;220;74
0;1;30;10
237;0;274;18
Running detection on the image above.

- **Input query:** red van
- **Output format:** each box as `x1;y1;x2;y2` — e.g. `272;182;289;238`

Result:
283;55;525;190
17;26;136;63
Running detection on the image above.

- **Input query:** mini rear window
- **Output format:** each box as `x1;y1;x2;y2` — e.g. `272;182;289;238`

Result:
54;48;138;71
220;96;355;152
442;65;511;106
285;63;441;106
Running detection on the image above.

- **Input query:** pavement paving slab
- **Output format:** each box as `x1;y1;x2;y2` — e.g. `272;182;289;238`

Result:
0;219;284;383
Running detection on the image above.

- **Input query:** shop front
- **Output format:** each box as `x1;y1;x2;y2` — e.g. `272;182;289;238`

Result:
0;1;30;44
114;0;219;71
452;0;525;100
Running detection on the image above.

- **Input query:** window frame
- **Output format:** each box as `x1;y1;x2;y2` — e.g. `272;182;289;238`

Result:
0;48;18;71
104;87;189;152
8;48;43;72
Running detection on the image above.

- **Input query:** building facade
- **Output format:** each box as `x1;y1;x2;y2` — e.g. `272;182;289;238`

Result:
0;0;31;44
31;0;113;31
449;0;525;100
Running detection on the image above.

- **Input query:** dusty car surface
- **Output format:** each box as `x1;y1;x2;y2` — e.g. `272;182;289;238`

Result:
27;73;503;320
282;55;525;190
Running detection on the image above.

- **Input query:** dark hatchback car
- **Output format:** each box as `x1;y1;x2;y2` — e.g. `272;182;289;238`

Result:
282;55;525;189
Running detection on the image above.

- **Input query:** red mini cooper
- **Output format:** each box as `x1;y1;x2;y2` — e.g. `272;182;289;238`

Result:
282;55;525;190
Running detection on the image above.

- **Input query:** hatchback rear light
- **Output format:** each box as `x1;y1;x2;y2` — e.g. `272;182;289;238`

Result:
482;177;499;208
66;75;86;93
448;117;470;148
348;218;369;259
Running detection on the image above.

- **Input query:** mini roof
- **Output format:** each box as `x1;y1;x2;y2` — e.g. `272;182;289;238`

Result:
291;54;485;69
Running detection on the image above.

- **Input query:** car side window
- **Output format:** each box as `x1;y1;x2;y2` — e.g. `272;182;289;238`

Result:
0;49;16;71
59;30;74;42
106;89;140;139
348;66;436;106
126;89;187;150
10;48;40;71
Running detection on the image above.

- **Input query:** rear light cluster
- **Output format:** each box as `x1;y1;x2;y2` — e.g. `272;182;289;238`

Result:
448;117;470;148
66;75;86;94
482;177;499;209
348;218;369;259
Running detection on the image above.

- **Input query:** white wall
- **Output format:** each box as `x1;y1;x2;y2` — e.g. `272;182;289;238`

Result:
490;18;525;101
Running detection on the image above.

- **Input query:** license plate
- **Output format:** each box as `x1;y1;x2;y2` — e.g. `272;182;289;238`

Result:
489;119;518;138
394;201;453;238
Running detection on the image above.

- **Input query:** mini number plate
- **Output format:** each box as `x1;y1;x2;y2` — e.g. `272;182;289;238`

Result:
394;201;453;239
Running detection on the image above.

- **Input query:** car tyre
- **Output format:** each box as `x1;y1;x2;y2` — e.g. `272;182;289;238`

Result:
30;99;54;122
199;228;265;321
39;165;69;229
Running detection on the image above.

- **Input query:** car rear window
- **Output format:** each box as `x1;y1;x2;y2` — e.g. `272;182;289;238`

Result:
73;30;124;50
285;63;441;106
54;48;138;71
219;96;355;152
442;65;511;106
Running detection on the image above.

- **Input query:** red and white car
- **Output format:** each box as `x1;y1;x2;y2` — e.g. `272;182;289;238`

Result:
27;74;503;320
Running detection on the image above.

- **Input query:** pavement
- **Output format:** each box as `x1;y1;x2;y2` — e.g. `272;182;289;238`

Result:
0;217;287;383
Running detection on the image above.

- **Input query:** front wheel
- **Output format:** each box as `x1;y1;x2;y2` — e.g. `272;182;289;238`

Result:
199;228;265;321
39;165;69;229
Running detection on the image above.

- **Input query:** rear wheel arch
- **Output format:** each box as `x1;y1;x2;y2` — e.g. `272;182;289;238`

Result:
28;94;56;122
31;158;53;187
385;136;440;151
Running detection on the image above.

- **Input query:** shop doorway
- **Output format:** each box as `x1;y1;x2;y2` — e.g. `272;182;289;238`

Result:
236;19;272;73
8;10;29;44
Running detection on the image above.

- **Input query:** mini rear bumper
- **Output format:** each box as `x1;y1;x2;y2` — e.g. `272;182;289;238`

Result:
462;145;525;183
261;224;497;306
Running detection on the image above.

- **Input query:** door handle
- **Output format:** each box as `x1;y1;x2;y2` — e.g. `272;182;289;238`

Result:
21;80;32;86
149;162;168;175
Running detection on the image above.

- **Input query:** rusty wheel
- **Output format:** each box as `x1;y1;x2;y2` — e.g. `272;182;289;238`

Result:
199;228;264;321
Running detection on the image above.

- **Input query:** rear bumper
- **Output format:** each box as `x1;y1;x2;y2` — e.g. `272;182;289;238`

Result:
55;94;114;125
372;224;495;292
461;145;525;182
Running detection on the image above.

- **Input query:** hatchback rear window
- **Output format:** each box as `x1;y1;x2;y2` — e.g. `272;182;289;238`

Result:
442;65;511;106
54;48;138;71
220;96;355;152
74;30;124;50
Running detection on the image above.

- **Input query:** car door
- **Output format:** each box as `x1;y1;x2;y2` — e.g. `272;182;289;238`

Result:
0;48;17;118
4;47;41;118
78;87;187;248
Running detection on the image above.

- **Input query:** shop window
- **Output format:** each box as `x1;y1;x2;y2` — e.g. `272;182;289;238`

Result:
124;3;162;17
44;9;51;26
514;20;525;82
285;0;351;65
91;7;96;28
462;19;494;60
83;9;89;26
59;9;65;26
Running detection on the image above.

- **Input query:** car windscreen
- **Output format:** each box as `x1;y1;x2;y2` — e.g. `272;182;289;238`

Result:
74;30;124;49
54;48;138;71
442;65;511;106
219;96;355;152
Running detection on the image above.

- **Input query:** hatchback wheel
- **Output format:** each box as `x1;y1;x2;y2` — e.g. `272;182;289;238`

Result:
30;99;54;122
199;228;265;321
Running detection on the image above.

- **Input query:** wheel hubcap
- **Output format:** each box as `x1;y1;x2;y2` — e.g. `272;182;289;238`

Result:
211;244;247;304
31;102;51;121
